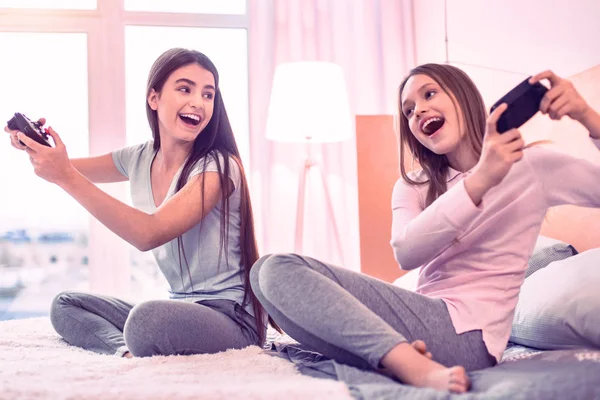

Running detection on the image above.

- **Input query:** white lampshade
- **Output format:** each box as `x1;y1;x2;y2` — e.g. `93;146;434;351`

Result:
265;61;353;143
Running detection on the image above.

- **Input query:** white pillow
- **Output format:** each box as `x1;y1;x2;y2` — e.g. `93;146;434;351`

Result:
510;248;600;350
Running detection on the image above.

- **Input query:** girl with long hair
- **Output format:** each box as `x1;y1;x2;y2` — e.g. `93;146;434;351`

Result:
5;48;273;358
249;64;600;393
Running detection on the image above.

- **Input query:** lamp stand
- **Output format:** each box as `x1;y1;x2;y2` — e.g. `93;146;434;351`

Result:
294;141;344;265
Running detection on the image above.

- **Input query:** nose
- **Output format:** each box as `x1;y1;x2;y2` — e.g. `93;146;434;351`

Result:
189;93;204;110
414;104;427;119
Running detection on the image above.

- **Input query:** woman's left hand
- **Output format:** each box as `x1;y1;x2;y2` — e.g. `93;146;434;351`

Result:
530;70;592;122
18;127;76;185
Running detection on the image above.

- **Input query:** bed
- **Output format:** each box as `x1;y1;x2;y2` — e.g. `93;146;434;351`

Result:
2;316;598;400
0;317;350;399
275;341;600;400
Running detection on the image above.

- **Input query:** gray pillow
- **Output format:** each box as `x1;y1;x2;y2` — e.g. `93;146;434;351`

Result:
526;236;578;279
511;248;600;350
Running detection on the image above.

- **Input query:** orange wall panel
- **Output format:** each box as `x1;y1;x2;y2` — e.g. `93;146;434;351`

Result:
356;115;406;282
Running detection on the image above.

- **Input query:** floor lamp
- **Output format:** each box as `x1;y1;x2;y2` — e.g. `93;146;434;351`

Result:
265;62;353;264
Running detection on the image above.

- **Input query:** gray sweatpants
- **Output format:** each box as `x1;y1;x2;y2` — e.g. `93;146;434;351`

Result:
250;254;496;371
50;291;260;357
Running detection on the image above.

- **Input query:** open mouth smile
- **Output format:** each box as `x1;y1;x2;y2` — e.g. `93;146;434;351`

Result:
179;113;202;127
420;116;445;136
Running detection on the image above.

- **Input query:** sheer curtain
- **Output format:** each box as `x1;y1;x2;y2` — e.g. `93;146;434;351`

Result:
248;0;415;271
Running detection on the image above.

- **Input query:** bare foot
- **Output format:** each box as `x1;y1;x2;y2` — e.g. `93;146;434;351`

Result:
381;343;470;393
379;340;433;376
123;351;133;359
421;365;470;393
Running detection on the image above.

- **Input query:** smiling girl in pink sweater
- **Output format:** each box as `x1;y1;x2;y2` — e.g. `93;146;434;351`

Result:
250;64;600;393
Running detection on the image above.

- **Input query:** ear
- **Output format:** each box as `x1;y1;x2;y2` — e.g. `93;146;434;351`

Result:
147;89;159;111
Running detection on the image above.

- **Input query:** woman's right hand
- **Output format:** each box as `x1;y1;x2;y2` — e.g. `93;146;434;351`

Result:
465;104;524;204
4;117;46;151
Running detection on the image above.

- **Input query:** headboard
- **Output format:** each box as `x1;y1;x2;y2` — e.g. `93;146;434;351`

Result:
356;114;600;283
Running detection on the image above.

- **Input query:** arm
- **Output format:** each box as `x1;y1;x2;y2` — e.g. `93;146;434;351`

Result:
390;178;482;270
71;154;129;184
391;105;523;270
58;168;223;251
580;107;600;148
18;128;226;252
526;146;600;209
4;119;127;183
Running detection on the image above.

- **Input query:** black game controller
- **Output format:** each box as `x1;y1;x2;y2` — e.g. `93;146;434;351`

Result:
6;113;51;147
490;78;548;133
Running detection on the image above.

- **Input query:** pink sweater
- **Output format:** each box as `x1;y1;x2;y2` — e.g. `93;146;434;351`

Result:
390;142;600;361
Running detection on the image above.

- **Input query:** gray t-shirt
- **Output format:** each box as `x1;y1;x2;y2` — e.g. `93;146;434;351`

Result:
112;141;248;311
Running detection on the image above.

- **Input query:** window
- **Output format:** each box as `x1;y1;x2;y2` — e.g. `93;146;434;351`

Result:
0;1;249;317
0;32;90;319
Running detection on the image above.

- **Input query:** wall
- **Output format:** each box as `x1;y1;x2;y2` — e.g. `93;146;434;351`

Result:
414;0;600;96
356;115;404;282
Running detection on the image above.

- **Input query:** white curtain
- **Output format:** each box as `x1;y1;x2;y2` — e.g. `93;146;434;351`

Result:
248;0;416;271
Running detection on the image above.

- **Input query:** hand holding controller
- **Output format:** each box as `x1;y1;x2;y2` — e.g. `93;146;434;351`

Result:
6;113;52;147
490;78;548;133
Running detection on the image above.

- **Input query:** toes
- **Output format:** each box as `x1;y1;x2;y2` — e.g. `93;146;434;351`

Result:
448;382;467;394
449;366;470;392
450;366;466;376
425;351;432;359
449;374;468;387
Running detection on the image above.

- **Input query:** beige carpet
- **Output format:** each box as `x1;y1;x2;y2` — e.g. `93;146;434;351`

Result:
0;318;351;400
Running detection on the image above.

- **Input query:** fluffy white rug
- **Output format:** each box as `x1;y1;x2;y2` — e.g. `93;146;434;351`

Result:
0;318;351;400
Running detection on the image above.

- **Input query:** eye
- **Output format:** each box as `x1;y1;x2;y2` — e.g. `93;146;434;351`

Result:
404;107;414;117
177;86;191;93
203;92;214;100
425;90;436;99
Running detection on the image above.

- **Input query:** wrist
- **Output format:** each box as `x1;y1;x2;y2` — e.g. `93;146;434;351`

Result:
579;107;600;139
464;170;493;206
579;106;593;125
58;166;82;189
471;168;496;190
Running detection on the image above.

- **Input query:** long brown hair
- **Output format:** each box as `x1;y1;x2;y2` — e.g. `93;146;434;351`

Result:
145;48;276;345
397;64;487;207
